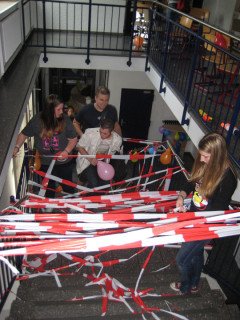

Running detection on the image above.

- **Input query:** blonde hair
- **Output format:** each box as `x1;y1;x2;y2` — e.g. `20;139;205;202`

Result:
95;86;110;97
189;133;234;198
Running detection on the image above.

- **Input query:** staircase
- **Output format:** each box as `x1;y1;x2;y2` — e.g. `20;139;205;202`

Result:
6;247;236;320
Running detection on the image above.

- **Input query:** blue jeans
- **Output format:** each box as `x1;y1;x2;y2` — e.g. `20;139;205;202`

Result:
176;240;209;293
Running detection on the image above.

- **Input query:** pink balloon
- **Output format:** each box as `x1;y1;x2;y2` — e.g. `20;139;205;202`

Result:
97;161;115;181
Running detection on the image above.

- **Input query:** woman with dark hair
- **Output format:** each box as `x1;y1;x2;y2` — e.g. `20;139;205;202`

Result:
170;132;237;294
13;94;77;197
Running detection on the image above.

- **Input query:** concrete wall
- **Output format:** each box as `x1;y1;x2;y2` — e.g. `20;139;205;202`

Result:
0;1;33;77
0;2;22;76
0;104;29;210
203;0;236;32
0;161;15;210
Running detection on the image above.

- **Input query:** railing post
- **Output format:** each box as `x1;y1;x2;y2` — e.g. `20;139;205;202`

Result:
180;25;202;126
159;18;172;94
226;91;240;144
127;0;137;67
85;0;92;65
21;0;26;44
145;7;154;72
42;0;48;63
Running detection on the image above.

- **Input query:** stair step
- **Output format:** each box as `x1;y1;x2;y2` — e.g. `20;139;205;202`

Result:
7;290;231;320
8;263;232;320
18;269;179;288
7;246;232;320
16;275;212;301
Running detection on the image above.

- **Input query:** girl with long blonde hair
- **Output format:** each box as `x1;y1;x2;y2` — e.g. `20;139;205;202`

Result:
170;133;237;294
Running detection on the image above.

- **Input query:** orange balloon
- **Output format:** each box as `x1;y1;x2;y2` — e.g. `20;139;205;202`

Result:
160;148;172;165
131;150;139;163
56;185;63;193
34;150;41;170
133;36;144;49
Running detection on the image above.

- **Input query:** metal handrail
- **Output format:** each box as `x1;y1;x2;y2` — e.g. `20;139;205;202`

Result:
147;5;240;166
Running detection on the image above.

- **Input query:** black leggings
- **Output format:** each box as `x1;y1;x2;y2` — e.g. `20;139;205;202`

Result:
79;164;106;189
40;161;74;197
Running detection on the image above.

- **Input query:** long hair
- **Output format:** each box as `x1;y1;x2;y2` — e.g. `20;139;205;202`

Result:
189;133;234;198
40;94;65;138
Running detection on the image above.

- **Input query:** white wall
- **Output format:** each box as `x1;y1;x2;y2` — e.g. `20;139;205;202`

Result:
0;1;32;77
203;0;236;32
0;8;22;68
24;0;35;37
0;94;33;210
107;70;176;141
39;53;146;71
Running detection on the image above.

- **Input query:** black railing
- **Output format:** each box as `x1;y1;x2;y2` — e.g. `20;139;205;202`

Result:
147;4;240;168
0;258;18;312
204;236;240;307
24;0;148;58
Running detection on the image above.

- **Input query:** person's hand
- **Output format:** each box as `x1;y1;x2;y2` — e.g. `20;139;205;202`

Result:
176;194;187;212
12;146;20;158
56;150;69;162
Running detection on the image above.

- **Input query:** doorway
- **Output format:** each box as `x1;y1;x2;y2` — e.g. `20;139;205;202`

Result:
119;88;154;150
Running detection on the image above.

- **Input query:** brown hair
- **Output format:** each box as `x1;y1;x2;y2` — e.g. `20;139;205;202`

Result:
189;133;235;198
100;118;114;132
40;94;65;138
95;86;110;97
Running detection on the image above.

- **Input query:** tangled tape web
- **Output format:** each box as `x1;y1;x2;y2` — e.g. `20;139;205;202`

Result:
0;139;240;319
